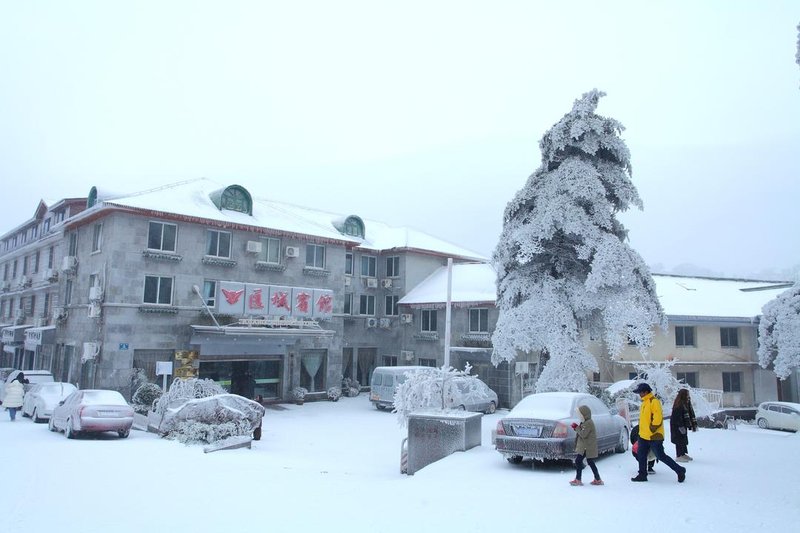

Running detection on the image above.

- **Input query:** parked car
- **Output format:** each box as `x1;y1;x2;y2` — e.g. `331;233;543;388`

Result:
756;401;800;432
369;366;499;414
48;389;134;439
495;392;629;463
22;382;78;423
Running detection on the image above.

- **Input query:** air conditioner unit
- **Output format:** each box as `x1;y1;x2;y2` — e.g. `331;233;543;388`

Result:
42;268;55;282
20;275;30;287
89;286;104;301
246;240;262;253
515;362;530;375
88;303;101;318
366;317;378;328
381;279;393;289
82;341;100;362
379;318;391;328
400;313;413;324
366;278;378;289
61;256;78;271
344;276;351;287
285;246;300;258
53;307;66;322
400;350;414;361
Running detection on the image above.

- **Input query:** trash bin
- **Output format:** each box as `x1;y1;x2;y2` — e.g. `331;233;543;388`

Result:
405;411;482;475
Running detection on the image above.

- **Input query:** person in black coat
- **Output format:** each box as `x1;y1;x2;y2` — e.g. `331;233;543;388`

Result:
670;389;698;461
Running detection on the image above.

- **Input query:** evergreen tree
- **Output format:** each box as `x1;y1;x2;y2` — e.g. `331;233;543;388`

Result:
758;284;800;379
491;90;665;392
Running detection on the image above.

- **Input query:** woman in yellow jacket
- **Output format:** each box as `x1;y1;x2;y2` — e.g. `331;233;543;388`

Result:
631;382;686;483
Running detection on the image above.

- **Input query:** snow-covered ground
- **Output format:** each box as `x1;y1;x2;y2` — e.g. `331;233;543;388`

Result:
2;395;797;533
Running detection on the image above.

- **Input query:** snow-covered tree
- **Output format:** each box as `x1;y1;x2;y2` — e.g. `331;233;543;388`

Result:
758;284;800;379
491;90;666;393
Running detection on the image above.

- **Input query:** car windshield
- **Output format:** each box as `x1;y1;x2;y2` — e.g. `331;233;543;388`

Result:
39;383;76;398
511;394;575;419
82;390;127;406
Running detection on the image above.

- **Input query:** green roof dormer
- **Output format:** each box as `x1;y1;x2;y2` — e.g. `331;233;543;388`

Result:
210;185;253;215
333;215;365;239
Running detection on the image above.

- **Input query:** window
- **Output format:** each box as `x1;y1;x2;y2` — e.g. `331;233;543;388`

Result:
206;230;231;258
469;308;489;333
676;372;698;388
88;274;99;297
361;255;376;277
422;309;438;332
261;237;281;264
43;293;50;316
345;253;353;275
340;216;364;238
675;326;695;347
147;222;177;252
3;263;7;280
720;327;739;348
12;259;17;278
343;293;353;315
203;280;217;307
220;186;252;214
43;219;51;233
91;223;103;252
385;295;399;316
47;246;54;269
64;279;73;305
419;358;437;368
68;232;78;256
33;251;40;274
722;372;741;393
306;244;325;269
144;276;173;305
22;256;28;276
382;355;398;366
359;295;375;315
386;256;400;277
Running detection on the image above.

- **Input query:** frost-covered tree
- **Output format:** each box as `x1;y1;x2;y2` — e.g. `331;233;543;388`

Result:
758;284;800;379
492;90;665;393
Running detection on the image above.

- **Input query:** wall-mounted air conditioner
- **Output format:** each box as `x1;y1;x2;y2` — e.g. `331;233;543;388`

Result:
82;341;100;362
53;307;66;323
61;256;78;271
400;350;414;361
515;362;530;375
1;281;9;292
42;268;56;282
366;278;378;289
246;241;262;253
88;303;101;318
381;279;393;289
20;275;30;287
366;317;378;328
285;246;300;258
400;313;413;324
379;318;391;329
89;286;103;301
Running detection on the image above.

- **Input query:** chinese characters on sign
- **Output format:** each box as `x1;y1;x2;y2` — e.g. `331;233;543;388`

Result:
217;281;333;320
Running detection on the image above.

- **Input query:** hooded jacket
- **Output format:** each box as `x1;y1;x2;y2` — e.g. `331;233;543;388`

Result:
2;380;25;409
574;405;598;458
638;392;665;441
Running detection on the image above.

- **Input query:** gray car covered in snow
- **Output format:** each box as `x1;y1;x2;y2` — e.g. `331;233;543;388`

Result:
495;392;629;463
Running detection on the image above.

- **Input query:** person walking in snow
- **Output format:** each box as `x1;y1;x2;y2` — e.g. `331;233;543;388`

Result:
569;405;603;486
2;372;26;421
630;382;686;483
670;388;698;462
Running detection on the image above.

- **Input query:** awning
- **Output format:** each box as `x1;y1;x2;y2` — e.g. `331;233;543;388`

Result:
190;324;335;358
24;326;57;350
1;324;32;344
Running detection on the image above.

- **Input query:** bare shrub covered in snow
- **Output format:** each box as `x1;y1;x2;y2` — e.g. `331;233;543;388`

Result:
394;364;487;427
492;89;665;393
132;382;163;415
757;284;800;380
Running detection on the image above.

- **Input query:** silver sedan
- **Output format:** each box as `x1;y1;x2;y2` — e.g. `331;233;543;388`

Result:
49;390;134;439
22;382;77;422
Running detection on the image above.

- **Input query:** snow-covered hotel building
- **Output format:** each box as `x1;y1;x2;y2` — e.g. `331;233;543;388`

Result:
0;179;794;408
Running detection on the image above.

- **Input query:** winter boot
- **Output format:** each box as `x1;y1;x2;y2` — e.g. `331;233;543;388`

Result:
569;479;583;486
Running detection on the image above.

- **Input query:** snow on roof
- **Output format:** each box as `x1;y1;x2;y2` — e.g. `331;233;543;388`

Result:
399;262;497;305
397;262;789;319
83;178;485;260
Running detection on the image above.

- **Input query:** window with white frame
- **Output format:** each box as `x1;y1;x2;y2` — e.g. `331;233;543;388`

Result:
147;221;177;252
306;244;325;269
361;255;376;277
359;294;375;315
203;280;217;307
675;326;695;347
343;293;353;315
421;309;437;332
88;274;99;297
469;308;489;333
386;256;400;277
385;295;399;316
260;237;281;264
720;327;739;348
206;230;232;258
91;223;103;252
382;355;398;366
345;253;353;275
68;232;78;256
144;275;173;305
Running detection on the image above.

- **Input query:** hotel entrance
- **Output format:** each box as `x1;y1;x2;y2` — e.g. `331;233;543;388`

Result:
199;358;283;400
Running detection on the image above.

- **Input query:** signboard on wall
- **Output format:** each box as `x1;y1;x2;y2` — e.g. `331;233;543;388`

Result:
313;289;334;320
292;287;313;318
218;281;246;315
215;281;334;321
245;283;270;316
268;285;292;317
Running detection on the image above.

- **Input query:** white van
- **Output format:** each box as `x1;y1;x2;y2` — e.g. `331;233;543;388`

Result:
369;366;428;410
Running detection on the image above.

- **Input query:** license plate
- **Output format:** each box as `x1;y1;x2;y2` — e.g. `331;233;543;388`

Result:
99;410;118;416
514;425;540;438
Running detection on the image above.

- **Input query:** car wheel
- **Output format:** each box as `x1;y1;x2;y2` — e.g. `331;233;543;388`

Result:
486;402;497;414
457;405;466;411
375;404;385;410
118;428;130;439
48;416;57;432
757;417;769;429
615;428;629;453
33;408;43;424
507;455;523;464
65;418;76;439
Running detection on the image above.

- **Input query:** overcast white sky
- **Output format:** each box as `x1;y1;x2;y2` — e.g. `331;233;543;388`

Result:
1;1;798;280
